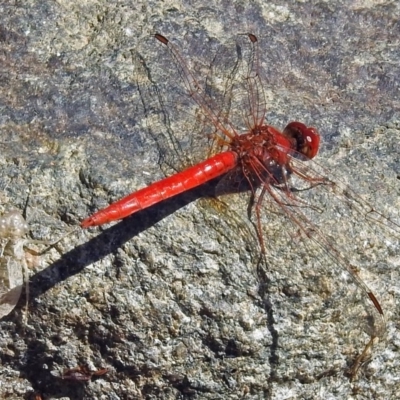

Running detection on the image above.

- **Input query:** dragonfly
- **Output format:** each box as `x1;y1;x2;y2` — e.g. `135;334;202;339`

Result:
81;33;398;377
81;34;320;231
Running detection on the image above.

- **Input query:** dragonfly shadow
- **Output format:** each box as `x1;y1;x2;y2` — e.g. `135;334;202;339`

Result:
28;183;217;302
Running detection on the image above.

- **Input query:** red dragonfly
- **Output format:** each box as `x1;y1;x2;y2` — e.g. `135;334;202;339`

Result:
81;33;397;375
82;36;320;230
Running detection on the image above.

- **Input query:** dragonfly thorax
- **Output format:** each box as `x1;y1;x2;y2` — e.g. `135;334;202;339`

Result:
230;130;293;188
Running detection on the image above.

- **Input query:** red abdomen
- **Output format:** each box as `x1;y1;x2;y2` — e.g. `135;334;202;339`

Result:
81;151;238;228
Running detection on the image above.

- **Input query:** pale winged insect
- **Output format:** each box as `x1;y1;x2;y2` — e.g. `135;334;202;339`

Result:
0;209;30;318
0;208;74;319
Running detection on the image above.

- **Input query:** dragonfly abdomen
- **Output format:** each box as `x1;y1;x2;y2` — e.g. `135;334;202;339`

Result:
81;151;238;228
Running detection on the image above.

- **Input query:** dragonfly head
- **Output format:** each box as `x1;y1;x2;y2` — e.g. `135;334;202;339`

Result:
283;122;320;160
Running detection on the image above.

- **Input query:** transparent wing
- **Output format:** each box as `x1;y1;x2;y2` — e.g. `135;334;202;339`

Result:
133;35;216;176
252;151;399;367
207;33;268;134
133;34;268;175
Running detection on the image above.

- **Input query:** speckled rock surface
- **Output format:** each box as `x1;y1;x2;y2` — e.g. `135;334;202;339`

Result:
0;1;399;399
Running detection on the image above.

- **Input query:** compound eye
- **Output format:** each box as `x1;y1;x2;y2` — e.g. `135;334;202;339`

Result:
283;122;320;160
303;127;320;159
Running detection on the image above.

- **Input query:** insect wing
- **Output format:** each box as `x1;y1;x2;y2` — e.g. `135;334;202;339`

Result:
133;34;266;176
255;150;398;359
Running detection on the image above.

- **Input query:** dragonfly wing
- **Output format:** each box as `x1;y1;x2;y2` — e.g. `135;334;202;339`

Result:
133;34;271;175
208;34;268;134
252;153;398;368
134;35;221;175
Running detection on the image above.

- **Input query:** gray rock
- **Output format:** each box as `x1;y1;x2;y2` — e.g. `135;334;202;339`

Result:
0;1;399;399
